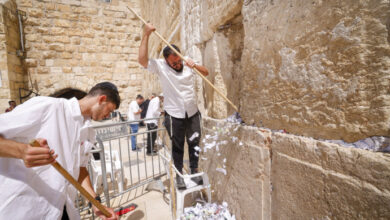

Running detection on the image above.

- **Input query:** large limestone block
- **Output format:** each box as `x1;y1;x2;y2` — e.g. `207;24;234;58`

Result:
271;151;329;219
239;0;390;141
324;171;390;219
272;132;390;192
181;0;243;46
201;117;271;220
317;141;390;193
271;133;390;219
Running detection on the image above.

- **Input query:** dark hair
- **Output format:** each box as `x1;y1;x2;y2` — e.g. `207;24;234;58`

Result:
136;94;144;99
8;100;15;105
163;44;181;58
87;82;121;109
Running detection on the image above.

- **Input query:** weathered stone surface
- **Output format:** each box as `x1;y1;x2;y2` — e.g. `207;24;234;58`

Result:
244;1;390;141
0;0;27;110
138;0;181;96
1;0;148;112
201;118;390;220
27;8;43;18
201;117;272;220
25;58;37;67
179;0;390;142
271;132;390;219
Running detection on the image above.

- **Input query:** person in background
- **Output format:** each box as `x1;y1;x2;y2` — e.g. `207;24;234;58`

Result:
144;93;164;156
5;100;16;113
139;93;156;127
127;94;144;151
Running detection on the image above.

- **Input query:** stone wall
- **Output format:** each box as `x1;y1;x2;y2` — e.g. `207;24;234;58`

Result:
139;0;180;56
201;118;271;220
201;117;390;220
180;0;244;117
9;0;159;112
136;2;390;218
0;3;10;112
181;0;390;142
138;0;181;99
0;0;26;112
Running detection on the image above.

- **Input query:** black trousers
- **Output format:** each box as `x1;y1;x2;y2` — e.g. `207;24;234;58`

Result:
164;111;201;172
61;206;69;220
146;123;158;153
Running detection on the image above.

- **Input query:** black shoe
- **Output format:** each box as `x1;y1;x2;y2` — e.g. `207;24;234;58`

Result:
176;175;186;190
146;151;157;156
191;169;203;185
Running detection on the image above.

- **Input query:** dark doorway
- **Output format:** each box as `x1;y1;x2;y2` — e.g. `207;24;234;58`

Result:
50;88;87;100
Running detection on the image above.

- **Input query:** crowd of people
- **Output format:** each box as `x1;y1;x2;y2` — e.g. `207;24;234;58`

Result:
0;21;209;219
126;92;164;156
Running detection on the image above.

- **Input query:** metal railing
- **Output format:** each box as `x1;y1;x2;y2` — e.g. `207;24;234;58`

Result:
77;117;168;219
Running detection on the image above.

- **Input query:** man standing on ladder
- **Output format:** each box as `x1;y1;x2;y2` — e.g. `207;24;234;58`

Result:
138;23;209;189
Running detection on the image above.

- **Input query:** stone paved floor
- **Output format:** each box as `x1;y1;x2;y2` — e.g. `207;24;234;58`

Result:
80;184;172;220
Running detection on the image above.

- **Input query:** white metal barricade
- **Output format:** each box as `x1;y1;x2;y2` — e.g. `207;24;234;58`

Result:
76;117;167;219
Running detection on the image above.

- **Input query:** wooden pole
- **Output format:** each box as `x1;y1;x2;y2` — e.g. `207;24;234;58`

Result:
29;140;112;218
126;6;239;112
169;160;177;219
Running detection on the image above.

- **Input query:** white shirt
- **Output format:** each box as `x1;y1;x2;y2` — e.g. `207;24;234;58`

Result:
79;120;95;167
147;58;198;118
127;100;140;124
0;97;89;220
145;97;161;125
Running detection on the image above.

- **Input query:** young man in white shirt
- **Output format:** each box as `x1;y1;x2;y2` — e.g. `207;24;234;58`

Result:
127;94;144;151
144;94;164;156
0;82;120;220
138;23;209;189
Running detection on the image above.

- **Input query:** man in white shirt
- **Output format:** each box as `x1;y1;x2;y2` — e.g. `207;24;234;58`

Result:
138;23;209;189
140;93;156;127
144;94;164;155
127;94;144;151
0;82;120;220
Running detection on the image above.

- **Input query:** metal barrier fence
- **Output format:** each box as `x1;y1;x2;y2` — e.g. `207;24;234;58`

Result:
77;117;168;219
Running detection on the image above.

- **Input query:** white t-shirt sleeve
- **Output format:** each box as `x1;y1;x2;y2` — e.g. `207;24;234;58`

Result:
127;102;133;120
153;99;161;118
149;98;161;119
131;101;139;113
149;100;157;115
0;97;53;139
147;59;160;74
127;101;140;121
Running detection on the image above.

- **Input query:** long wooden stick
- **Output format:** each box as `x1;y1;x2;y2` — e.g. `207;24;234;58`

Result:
29;140;112;218
127;6;239;112
169;160;177;219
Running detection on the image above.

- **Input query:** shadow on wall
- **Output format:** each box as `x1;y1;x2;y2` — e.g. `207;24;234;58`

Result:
203;13;244;119
50;88;87;100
